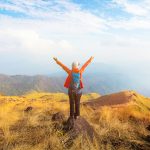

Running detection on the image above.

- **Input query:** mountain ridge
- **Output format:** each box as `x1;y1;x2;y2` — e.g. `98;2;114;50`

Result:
0;73;131;96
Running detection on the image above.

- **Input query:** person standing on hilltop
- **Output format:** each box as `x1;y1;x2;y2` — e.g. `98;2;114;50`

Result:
53;56;94;120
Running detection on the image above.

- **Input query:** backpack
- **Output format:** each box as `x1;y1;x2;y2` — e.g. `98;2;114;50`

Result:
69;72;81;93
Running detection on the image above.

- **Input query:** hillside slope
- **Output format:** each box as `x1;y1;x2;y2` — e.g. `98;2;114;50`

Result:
0;91;150;149
84;90;150;109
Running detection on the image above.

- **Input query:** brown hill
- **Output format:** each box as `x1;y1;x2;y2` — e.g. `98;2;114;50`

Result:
83;90;149;109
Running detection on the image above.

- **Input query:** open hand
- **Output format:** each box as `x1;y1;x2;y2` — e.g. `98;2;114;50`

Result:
90;56;94;61
53;57;58;61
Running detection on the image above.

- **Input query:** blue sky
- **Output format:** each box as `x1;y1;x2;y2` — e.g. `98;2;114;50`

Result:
0;0;150;75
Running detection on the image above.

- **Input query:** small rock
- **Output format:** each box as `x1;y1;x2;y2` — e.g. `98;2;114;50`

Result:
63;117;74;131
145;135;150;142
51;112;65;130
63;116;98;144
51;112;65;122
51;112;98;147
24;106;33;112
146;125;150;131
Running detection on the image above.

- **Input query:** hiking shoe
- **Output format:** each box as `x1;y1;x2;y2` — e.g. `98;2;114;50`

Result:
74;115;80;120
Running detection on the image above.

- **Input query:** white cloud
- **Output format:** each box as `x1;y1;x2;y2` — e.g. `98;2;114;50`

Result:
107;0;150;30
0;0;150;74
112;0;149;16
0;27;73;54
108;17;150;30
0;0;107;65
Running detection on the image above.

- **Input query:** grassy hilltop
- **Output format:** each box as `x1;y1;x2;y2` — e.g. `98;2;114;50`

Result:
0;91;150;150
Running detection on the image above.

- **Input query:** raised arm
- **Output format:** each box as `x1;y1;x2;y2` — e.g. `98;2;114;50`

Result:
53;57;70;74
80;56;94;73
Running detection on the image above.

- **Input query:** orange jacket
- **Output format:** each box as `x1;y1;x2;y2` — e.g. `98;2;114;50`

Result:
55;57;93;89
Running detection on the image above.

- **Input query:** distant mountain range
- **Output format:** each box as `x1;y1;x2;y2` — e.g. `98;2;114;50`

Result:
0;74;65;95
0;73;133;96
0;63;149;96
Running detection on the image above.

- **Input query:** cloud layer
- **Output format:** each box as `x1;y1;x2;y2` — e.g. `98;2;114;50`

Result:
0;0;150;74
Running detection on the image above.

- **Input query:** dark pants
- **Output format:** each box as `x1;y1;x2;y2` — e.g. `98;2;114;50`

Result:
68;89;82;118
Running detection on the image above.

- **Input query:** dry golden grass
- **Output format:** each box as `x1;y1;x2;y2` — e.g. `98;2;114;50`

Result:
0;91;149;150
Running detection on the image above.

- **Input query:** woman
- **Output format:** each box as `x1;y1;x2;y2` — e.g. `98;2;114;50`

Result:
53;56;94;119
